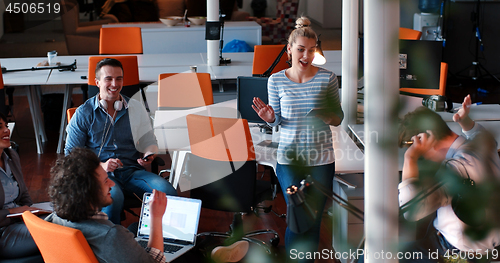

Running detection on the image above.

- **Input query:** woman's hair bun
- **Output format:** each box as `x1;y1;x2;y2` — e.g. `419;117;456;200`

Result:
295;16;311;29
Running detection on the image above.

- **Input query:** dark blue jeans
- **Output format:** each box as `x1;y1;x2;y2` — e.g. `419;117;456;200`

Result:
102;166;177;224
276;162;335;263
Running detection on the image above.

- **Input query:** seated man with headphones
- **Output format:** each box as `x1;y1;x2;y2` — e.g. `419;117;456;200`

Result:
65;58;177;224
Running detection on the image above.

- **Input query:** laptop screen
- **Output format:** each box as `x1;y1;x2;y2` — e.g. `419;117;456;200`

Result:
137;194;202;243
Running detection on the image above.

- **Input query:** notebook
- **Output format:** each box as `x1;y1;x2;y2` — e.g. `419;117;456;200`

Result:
135;193;202;262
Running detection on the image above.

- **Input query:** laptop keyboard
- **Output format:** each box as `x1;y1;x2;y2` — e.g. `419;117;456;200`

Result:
137;240;184;254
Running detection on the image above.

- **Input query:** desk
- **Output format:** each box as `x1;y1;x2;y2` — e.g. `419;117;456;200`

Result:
1;51;343;154
154;99;364;188
437;103;500;122
0;59;51;154
348;119;500;171
103;21;262;54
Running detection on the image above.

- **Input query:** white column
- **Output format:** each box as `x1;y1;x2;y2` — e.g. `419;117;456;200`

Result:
341;0;359;130
207;0;219;66
363;0;400;262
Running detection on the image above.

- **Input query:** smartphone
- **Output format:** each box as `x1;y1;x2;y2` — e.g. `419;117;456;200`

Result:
142;153;154;161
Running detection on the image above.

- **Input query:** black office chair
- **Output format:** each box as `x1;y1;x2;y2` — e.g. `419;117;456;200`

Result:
181;114;279;254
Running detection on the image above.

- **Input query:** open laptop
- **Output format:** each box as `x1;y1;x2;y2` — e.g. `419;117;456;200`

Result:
135;193;202;262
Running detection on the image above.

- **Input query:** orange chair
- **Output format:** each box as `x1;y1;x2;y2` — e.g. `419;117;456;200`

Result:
99;27;143;55
157;73;214;109
252;44;289;76
22;211;99;263
87;56;141;99
67;107;77;122
183;115;279;252
399;27;422;40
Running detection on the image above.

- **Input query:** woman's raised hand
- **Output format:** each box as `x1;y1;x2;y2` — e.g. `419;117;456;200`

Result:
252;97;275;123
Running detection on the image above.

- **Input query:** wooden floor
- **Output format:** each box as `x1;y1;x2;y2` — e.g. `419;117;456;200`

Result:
13;93;338;263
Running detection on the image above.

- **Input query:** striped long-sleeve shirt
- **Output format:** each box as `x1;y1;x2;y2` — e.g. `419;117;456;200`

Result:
267;68;343;166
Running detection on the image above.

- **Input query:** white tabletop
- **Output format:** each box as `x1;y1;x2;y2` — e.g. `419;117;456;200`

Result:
446;121;500;147
348;123;406;171
154;99;364;173
437;103;500;122
348;119;500;172
103;21;261;31
1;51;344;86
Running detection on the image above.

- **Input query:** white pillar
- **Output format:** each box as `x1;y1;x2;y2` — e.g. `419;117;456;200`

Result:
363;0;400;261
207;0;219;66
341;0;359;130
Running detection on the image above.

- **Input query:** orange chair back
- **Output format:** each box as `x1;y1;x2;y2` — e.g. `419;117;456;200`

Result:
88;56;139;87
22;211;99;263
67;107;77;123
252;45;289;76
99;27;143;55
158;73;213;109
399;27;422;40
186;114;255;162
400;62;448;97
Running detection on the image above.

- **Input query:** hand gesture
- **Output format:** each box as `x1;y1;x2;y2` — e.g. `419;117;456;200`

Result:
149;189;167;220
251;97;275;123
453;94;471;123
404;130;436;161
101;158;123;172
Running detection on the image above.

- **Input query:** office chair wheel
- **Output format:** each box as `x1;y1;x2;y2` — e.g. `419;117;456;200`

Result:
270;236;280;247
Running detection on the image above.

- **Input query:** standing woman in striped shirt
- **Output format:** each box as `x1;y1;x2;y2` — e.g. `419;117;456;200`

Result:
252;16;343;262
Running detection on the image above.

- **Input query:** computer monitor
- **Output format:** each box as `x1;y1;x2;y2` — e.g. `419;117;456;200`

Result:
358;38;443;96
399;39;442;93
236;76;269;124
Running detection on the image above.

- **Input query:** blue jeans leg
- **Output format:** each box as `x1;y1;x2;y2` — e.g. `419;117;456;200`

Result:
102;167;177;224
123;169;177;197
276;162;335;263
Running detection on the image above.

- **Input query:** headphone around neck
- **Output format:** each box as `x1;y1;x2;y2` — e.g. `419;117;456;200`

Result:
99;98;123;112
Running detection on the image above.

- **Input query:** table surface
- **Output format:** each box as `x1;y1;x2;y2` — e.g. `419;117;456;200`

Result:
103;21;261;31
348;119;500;171
154;99;364;174
1;50;343;86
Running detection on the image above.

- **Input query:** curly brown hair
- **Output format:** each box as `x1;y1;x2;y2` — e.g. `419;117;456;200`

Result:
48;148;103;222
398;106;453;147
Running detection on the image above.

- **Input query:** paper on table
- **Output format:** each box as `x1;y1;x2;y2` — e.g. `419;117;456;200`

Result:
6;201;53;218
